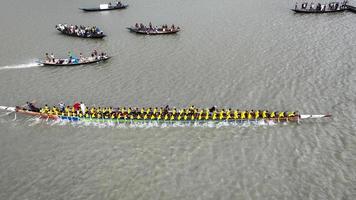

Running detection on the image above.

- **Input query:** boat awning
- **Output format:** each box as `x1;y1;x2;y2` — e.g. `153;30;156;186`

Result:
100;4;109;9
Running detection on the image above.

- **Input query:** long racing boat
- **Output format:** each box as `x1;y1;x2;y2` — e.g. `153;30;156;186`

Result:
0;105;332;126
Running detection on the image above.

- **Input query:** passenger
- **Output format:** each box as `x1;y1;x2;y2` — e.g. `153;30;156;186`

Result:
50;53;55;62
45;53;51;62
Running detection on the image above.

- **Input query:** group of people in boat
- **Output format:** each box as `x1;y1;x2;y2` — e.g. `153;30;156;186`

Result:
44;50;107;64
295;1;348;11
133;22;180;32
107;1;123;7
56;24;104;37
25;103;299;121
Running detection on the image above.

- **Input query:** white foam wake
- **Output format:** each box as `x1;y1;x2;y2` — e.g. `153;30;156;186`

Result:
0;62;42;70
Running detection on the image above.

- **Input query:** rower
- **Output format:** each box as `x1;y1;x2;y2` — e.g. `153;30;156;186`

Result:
213;111;217;120
288;112;295;117
278;111;285;118
247;111;253;120
43;104;50;113
262;110;267;118
234;110;239;119
241;111;246;119
270;111;276;118
255;110;260;119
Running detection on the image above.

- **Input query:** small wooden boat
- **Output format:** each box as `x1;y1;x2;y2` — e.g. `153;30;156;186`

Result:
127;27;180;35
40;56;111;66
80;3;128;12
55;24;106;38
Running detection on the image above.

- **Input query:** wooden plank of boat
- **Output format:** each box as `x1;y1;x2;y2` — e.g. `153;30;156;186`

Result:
127;27;180;35
41;56;111;66
80;4;128;12
291;8;347;13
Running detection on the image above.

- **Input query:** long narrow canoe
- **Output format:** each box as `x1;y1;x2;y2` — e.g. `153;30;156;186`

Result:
40;56;110;66
80;4;128;12
0;106;332;125
291;7;347;13
127;27;180;35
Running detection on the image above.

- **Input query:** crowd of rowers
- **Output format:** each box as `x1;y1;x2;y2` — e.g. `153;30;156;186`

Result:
26;102;299;121
56;24;104;37
106;1;123;7
133;22;180;32
44;50;107;64
295;1;348;11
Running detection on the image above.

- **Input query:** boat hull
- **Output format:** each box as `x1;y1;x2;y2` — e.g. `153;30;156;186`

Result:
80;5;128;12
291;8;347;13
127;27;180;35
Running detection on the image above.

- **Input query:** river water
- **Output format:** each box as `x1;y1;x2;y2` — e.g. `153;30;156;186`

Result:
0;0;355;199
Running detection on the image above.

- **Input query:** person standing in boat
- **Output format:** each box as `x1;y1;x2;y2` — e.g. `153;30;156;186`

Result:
295;2;298;10
59;102;65;112
50;53;55;63
80;102;86;115
26;102;40;112
45;53;51;62
79;53;83;62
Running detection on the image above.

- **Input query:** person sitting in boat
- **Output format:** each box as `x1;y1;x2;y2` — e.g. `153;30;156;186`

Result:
45;53;51;62
149;22;153;30
117;1;122;6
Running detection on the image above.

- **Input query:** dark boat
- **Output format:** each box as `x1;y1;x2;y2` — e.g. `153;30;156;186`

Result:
127;27;180;35
80;3;128;12
291;8;347;13
346;5;356;13
292;1;348;13
41;56;111;66
55;24;106;38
